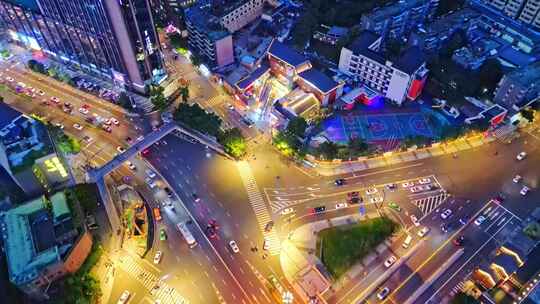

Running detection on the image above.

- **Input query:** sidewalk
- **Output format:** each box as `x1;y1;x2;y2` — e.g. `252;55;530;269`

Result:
308;125;521;177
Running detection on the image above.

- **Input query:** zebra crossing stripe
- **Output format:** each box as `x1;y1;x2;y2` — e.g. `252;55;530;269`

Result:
236;162;281;255
412;193;449;214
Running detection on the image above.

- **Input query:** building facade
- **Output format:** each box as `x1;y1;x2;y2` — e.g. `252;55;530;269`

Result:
338;32;429;105
360;0;439;42
474;0;540;29
217;0;265;33
185;6;234;67
0;0;166;93
494;61;540;109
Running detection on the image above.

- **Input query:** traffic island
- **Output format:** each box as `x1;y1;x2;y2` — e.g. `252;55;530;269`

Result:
317;216;398;279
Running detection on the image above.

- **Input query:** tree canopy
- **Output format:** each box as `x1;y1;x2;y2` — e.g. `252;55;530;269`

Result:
173;103;222;136
149;85;170;112
217;128;246;159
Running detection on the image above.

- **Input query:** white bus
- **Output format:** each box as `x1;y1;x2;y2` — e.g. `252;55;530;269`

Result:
177;222;197;248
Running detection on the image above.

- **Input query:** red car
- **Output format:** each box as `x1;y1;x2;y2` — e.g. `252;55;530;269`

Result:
81;103;90;109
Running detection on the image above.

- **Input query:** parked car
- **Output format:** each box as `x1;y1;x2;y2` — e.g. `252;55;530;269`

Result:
388;202;401;212
520;186;530;196
377;287;390;300
516;152;527;160
335;203;348;209
440;209;452;219
117;290;130;304
513;175;523;183
153;251;162;264
384;255;397;268
474;215;486;226
229;240;240;253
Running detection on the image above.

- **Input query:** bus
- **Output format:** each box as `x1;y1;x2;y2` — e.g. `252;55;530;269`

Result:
177;222;197;248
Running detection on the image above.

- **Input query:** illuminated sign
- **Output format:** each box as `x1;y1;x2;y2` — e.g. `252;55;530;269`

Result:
44;156;68;178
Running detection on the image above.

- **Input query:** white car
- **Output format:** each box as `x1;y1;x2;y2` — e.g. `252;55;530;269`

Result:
281;208;294;215
54;123;64;130
474;215;486;226
410;215;420;226
418;178;431;185
402;182;414;188
117;290;130;304
116;146;126;153
145;177;157;189
377;287;390;300
513;175;522;183
369;197;383;204
103;118;112;125
73;123;83;130
365;188;378;195
520;186;530;196
516;152;527;160
110;117;120;125
335;203;348;209
146;169;156;179
79;107;89;115
417;226;430;237
37;90;45;96
153;251;162;264
441;209;452;219
125;161;136;170
410;186;422;193
384;255;397;268
5;76;14;82
50;96;60;103
229;240;240;253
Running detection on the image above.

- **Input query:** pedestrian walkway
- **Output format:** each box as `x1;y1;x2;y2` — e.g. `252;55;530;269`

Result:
412;192;449;215
236;161;281;255
205;95;225;107
449;281;465;296
117;254;188;304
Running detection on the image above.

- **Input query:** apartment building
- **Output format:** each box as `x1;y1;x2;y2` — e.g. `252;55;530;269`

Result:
473;0;540;30
360;0;439;42
185;5;234;67
338;31;429;105
0;0;166;93
216;0;265;33
0;192;93;300
494;61;540;110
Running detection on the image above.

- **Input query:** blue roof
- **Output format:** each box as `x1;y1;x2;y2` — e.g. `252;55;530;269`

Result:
0;102;22;130
498;45;539;68
298;69;339;93
236;63;270;90
396;46;425;74
268;40;309;68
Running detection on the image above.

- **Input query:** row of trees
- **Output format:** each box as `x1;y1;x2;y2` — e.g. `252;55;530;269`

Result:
273;117;308;158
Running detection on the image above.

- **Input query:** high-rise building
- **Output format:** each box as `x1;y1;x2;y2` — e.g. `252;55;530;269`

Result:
473;0;540;29
360;0;439;42
0;0;167;94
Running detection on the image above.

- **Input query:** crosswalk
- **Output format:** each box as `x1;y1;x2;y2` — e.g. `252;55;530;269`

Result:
204;95;225;107
236;161;281;255
449;281;465;296
117;254;188;304
412;192;449;215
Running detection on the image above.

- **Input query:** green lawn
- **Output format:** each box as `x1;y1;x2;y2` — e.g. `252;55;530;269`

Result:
318;216;398;278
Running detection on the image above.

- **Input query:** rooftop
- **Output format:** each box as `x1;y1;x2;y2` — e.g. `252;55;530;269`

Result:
367;0;434;21
395;46;426;74
236;63;270;90
415;7;480;36
504;61;540;87
298;69;340;93
185;5;230;41
0;102;23;130
348;31;381;54
267;39;310;68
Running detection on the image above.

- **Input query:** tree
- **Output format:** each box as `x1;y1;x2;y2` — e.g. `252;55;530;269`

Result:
149;85;170;112
286;117;308;138
441;29;467;58
477;59;503;96
349;137;369;155
468;119;490;133
117;92;133;110
292;11;318;48
190;53;202;67
179;85;189;103
317;141;339;160
436;0;466;17
520;108;535;123
523;222;540;240
174;103;222;136
217;128;246;159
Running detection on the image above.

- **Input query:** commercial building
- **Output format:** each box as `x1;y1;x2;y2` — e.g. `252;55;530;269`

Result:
0;192;93;300
0;0;166;94
216;0;265;33
360;0;439;42
473;0;540;29
494;61;540;110
338;31;429;105
185;6;234;67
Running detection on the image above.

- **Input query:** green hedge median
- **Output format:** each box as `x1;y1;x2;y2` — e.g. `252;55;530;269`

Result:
318;216;398;279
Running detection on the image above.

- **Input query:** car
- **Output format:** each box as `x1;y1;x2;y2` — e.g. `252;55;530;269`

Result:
5;76;14;82
117;290;130;304
159;228;167;241
192;193;201;202
63;102;73;108
146;169;156;179
265;221;274;232
474;215;486;226
388;202;401;212
37;90;45;96
126;136;133;144
54;123;64;130
417;226;430;237
226;103;234;111
103;118;112;125
347;192;361;204
385;183;397;191
410;214;420;226
16;81;26;88
50;96;60;104
153;251;162;264
263;239;269;251
370;196;383;204
402;182;414;188
313;206;326;214
164;187;173;197
520;186;530;196
365;188;378;195
281;208;294;215
441;209;452;219
82;136;93;143
73;123;83;130
229;240;240;253
125;161;136;170
79;107;89;115
453;235;465;246
377;287;390;300
116;146;126;153
63;107;72;114
441;222;455;233
384;255;397;268
102;125;112;133
335;203;348;209
206;226;217;238
418;178;431;184
516;152;527;160
81;103;90;109
334;178;345;186
513;175;523;183
145;177;157;188
459;216;469;225
410;186;423;193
